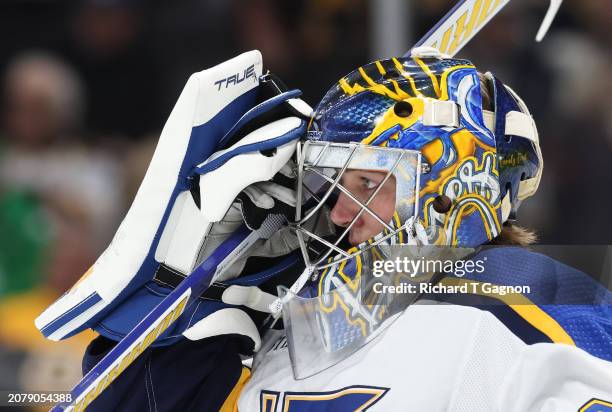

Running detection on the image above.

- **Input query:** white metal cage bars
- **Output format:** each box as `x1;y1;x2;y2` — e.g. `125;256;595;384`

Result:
294;141;358;268
304;155;403;267
293;141;415;272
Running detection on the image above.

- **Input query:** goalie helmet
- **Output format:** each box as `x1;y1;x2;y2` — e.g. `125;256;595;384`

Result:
281;49;543;379
295;48;542;268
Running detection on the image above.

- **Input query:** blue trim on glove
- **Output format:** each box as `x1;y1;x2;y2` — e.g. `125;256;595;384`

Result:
217;89;303;149
41;292;103;337
193;119;306;175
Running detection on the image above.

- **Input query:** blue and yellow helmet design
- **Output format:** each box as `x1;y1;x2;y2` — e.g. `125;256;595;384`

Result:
307;49;542;248
283;52;544;376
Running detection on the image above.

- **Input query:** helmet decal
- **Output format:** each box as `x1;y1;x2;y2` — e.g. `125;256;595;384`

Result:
293;53;541;302
283;54;542;377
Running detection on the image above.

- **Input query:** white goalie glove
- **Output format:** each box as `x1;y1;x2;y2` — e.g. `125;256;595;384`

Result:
184;161;303;351
35;51;310;354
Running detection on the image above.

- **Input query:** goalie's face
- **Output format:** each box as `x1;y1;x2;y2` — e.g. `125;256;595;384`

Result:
329;170;396;245
294;141;420;270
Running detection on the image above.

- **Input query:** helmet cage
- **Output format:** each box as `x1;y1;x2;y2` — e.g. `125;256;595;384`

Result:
294;140;422;273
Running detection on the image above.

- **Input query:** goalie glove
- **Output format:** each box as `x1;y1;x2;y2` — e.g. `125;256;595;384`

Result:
238;161;297;231
35;50;311;346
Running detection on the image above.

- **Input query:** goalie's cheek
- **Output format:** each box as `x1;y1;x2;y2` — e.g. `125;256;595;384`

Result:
351;201;393;244
341;197;398;246
329;191;361;227
329;175;398;245
355;179;397;237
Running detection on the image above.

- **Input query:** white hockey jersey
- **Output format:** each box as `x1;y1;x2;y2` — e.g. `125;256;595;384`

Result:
238;303;612;411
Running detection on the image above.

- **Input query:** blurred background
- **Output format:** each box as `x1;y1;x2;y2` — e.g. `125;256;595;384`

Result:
0;0;610;405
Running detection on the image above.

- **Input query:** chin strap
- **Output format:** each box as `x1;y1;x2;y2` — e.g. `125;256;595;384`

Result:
269;265;316;318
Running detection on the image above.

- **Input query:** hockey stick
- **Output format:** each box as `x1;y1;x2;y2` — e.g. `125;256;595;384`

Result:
405;0;563;57
53;216;285;412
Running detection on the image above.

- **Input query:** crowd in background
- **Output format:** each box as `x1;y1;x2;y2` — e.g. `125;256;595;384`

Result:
0;0;610;402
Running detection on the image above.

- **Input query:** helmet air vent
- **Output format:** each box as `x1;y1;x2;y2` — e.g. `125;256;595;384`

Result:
393;101;414;118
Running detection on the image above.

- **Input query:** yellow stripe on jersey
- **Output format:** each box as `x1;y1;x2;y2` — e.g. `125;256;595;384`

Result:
220;367;251;412
440;277;576;346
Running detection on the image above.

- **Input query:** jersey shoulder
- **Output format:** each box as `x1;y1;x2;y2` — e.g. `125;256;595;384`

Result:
439;246;612;361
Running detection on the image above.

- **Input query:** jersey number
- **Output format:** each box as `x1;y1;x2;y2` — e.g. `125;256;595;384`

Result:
260;386;389;412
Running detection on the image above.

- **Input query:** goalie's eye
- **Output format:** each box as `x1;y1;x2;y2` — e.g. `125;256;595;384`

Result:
338;169;390;202
361;177;379;190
